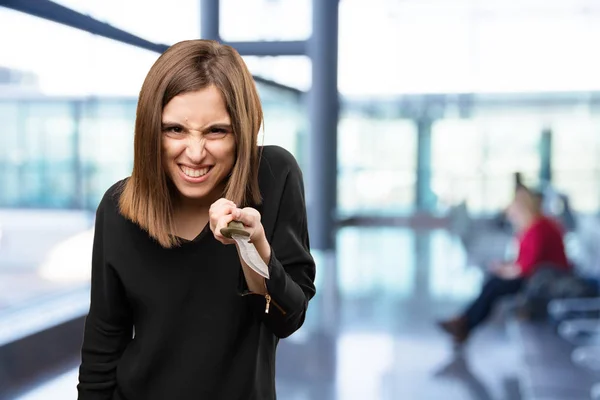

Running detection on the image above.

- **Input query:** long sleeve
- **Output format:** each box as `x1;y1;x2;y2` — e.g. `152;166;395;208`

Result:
78;196;133;399
516;228;543;277
257;157;316;338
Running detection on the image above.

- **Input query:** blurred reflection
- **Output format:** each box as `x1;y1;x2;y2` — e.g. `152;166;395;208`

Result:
337;227;415;299
433;354;493;400
38;229;94;284
336;333;395;400
429;230;484;300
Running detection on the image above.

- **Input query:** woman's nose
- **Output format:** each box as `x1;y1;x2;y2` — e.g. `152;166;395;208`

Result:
186;133;206;161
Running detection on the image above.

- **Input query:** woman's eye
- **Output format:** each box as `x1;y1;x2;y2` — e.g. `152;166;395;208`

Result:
162;125;185;135
206;128;228;138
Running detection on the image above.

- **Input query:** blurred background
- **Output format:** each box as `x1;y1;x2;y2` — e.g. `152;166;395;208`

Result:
1;0;600;399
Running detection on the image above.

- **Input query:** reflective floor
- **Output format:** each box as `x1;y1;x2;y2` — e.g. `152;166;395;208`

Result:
14;227;523;400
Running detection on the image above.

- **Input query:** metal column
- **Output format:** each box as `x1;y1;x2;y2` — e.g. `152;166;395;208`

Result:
307;0;339;252
540;127;553;185
416;117;433;212
200;0;220;40
73;101;84;209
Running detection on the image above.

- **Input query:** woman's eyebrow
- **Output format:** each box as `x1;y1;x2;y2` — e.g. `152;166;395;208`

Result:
161;120;185;127
160;120;232;131
206;123;233;130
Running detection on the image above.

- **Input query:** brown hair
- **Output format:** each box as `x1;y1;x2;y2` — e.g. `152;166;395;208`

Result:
119;40;263;248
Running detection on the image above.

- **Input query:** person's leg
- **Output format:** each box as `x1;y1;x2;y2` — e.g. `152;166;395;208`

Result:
464;276;524;331
439;276;524;343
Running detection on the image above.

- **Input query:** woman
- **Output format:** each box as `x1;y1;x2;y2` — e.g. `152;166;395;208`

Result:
77;40;316;399
438;187;568;345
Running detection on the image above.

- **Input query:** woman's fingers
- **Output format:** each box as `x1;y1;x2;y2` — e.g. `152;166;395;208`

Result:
213;213;236;244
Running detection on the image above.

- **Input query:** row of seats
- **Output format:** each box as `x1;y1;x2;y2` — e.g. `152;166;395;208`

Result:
509;295;600;399
512;205;600;400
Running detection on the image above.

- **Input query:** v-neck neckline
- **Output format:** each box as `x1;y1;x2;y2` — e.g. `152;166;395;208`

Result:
175;222;211;244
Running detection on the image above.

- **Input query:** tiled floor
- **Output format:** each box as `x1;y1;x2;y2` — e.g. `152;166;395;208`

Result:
14;369;79;400
10;227;524;400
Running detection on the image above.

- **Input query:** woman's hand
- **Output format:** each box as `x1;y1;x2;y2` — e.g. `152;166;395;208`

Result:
210;199;270;292
231;207;267;245
491;263;522;280
209;199;266;246
209;198;238;245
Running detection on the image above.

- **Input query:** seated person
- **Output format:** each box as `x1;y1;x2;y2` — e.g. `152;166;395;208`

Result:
438;186;570;345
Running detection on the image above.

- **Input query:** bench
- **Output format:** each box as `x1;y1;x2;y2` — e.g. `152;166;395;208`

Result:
509;319;598;400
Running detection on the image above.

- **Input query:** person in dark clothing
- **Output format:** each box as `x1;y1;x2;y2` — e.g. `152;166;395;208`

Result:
438;187;568;345
77;40;316;400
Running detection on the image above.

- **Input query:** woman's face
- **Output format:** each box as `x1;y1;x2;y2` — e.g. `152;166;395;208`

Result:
161;85;236;205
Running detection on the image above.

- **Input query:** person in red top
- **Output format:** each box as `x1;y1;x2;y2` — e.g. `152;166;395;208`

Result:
438;186;570;345
514;215;569;278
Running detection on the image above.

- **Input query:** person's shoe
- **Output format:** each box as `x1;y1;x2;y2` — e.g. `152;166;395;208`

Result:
515;305;531;320
437;316;470;344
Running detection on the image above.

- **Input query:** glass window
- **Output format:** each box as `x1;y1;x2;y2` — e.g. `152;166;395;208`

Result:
53;0;200;45
253;79;306;169
22;102;79;208
220;0;311;42
432;116;541;214
431;119;485;211
338;1;600;96
472;11;600;93
339;2;473;96
0;101;81;208
0;102;20;206
0;7;159;97
338;113;417;216
551;116;600;213
0;98;139;210
80;100;137;209
244;56;311;92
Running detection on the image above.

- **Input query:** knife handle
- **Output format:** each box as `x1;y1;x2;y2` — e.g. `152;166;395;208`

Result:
220;221;250;238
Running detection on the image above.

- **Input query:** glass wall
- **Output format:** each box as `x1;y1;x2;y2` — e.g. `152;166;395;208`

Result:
220;0;311;42
551;114;600;213
53;0;201;45
338;112;417;216
337;0;600;96
341;94;600;217
431;115;541;214
0;91;304;211
0;8;159;97
243;56;311;92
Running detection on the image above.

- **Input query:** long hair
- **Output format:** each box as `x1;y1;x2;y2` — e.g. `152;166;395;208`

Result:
119;40;263;248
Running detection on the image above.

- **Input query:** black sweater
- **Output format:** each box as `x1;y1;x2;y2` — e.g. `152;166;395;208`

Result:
77;146;316;400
